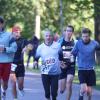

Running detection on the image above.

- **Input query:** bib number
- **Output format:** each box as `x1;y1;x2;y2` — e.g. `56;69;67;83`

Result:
63;51;71;59
11;63;17;71
41;57;55;74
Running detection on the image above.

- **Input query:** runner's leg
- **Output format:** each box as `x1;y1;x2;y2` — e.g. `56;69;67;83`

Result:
66;74;74;100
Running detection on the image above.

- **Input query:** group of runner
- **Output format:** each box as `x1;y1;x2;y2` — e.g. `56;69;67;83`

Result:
0;16;28;100
0;16;99;100
34;25;99;100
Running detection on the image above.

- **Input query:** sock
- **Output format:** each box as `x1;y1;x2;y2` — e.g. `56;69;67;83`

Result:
79;92;84;100
79;95;83;100
1;85;5;93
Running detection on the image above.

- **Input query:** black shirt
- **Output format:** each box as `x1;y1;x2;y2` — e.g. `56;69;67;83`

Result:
59;39;75;67
13;37;28;63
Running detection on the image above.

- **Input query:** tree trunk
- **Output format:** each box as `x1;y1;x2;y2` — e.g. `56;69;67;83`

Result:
94;0;100;64
35;15;40;39
60;0;63;34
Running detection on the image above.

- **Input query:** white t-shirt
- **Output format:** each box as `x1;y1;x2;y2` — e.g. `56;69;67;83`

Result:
36;41;61;75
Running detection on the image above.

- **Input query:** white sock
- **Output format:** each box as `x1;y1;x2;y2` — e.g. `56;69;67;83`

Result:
1;85;6;93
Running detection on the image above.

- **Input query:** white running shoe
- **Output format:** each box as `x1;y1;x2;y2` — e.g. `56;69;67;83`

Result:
14;99;18;100
18;90;24;97
1;92;6;100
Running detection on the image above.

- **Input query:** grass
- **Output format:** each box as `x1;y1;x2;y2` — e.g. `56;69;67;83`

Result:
26;67;40;73
74;65;100;90
95;65;100;90
26;65;100;90
24;53;100;90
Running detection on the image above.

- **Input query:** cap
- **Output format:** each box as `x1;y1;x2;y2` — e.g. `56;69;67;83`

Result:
0;16;4;23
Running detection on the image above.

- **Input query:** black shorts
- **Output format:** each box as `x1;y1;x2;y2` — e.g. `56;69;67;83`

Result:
78;70;96;86
15;63;25;77
59;67;75;79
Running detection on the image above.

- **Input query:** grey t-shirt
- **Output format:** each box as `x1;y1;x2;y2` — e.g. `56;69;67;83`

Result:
36;41;61;75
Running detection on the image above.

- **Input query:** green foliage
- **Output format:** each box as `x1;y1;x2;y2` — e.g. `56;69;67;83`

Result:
0;0;36;38
0;0;94;38
74;65;100;90
95;65;100;90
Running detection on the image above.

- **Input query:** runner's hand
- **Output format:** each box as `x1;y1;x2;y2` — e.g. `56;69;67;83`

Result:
60;61;66;69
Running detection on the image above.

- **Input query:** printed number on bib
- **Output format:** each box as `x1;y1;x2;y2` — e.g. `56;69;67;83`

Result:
63;51;71;59
41;65;51;74
41;57;55;74
45;57;55;66
11;63;17;71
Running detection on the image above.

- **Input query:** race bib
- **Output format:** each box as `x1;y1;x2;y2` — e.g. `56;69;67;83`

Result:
41;65;50;74
11;63;17;71
45;58;55;66
63;51;71;59
41;57;56;74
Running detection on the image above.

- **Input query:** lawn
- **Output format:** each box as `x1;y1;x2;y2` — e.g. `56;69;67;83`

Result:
26;65;100;90
24;53;100;90
26;67;40;73
95;65;100;90
73;65;100;90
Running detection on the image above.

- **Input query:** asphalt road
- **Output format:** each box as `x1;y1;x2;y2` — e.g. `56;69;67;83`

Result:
5;73;100;100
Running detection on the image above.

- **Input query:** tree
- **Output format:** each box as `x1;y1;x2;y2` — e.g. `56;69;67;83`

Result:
0;0;36;38
0;0;94;38
94;0;100;64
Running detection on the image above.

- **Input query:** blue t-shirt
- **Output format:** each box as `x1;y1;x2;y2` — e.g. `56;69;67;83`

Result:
72;39;99;70
0;31;17;63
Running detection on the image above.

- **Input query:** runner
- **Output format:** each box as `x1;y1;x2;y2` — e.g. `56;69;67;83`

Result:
59;25;75;100
0;16;17;100
26;35;39;69
34;29;61;100
71;28;100;100
10;25;28;100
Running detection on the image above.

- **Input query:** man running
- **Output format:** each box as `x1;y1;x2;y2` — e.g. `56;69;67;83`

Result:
59;25;75;100
72;28;100;100
0;16;17;100
10;25;28;100
34;29;61;100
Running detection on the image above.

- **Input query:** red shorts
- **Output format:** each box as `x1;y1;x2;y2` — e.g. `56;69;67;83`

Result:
0;63;11;81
